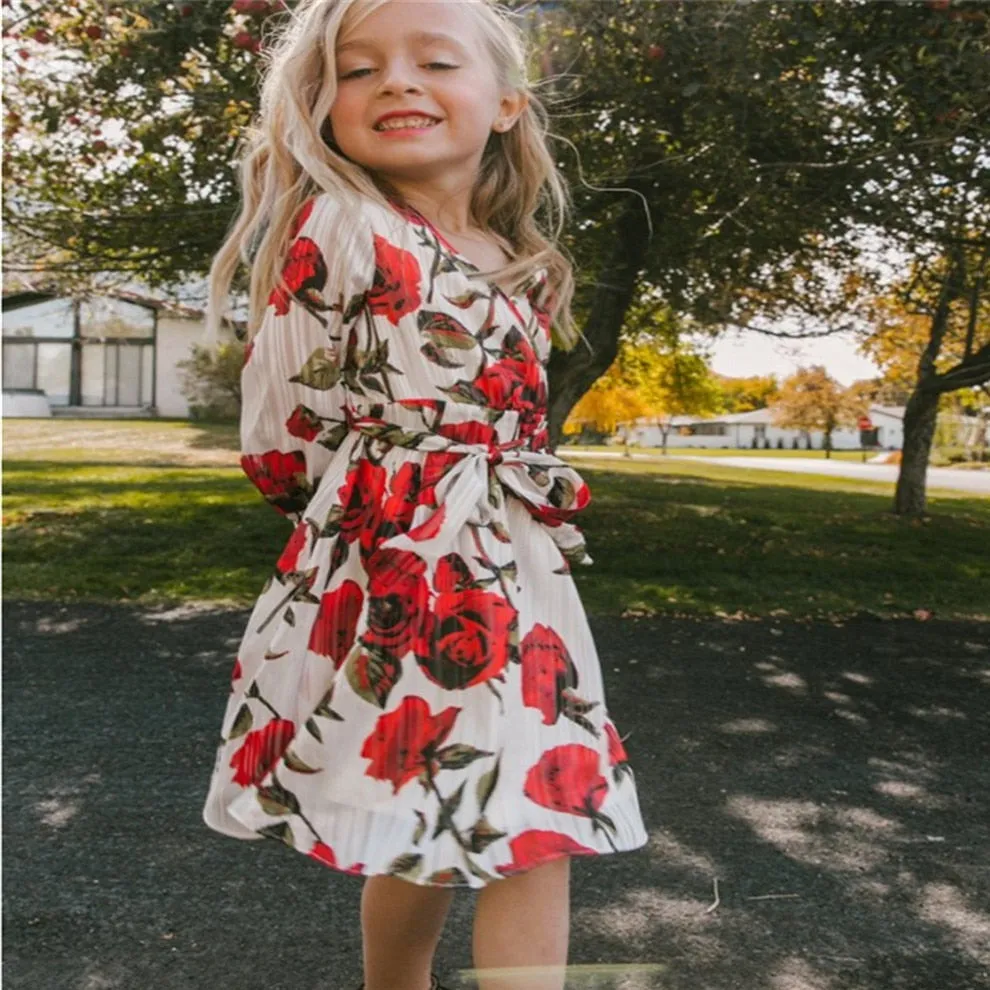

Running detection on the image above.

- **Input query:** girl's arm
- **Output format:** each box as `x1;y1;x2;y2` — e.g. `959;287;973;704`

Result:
238;192;373;524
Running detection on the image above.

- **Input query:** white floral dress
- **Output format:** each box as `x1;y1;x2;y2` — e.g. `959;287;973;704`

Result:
201;191;649;888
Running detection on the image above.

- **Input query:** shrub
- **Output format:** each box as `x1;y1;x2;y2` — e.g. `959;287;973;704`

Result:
176;340;244;421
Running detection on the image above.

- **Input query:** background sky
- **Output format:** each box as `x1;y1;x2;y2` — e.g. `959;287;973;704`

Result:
707;329;882;386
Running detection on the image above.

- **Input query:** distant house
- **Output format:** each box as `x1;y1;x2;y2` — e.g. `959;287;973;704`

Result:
621;405;907;451
1;289;236;419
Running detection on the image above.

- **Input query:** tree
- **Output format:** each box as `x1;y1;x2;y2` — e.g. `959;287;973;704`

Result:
574;338;722;452
3;0;288;287
714;373;780;414
770;366;865;458
531;0;990;512
4;0;988;513
0;4;936;364
856;243;990;512
562;352;651;438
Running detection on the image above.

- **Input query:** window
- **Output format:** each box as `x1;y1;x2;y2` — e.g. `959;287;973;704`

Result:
3;294;156;408
2;342;36;389
80;297;154;339
2;298;75;339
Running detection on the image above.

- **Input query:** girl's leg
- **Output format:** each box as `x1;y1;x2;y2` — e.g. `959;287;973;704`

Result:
360;874;456;990
472;855;571;990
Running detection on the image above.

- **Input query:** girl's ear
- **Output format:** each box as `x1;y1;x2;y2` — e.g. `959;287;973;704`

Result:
493;90;529;133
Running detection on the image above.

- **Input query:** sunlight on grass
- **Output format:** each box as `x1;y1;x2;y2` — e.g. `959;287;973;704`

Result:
3;419;987;617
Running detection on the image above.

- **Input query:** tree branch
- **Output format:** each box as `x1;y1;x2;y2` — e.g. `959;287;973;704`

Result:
929;342;990;394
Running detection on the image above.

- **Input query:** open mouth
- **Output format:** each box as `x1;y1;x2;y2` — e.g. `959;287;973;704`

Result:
373;115;442;132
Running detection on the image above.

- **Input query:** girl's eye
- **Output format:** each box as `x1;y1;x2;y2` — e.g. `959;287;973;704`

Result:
340;62;458;79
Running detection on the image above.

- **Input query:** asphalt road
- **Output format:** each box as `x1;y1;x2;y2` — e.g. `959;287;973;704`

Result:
3;599;989;990
562;451;990;496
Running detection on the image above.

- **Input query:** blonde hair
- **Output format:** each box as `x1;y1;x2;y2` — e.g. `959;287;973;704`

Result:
203;0;580;352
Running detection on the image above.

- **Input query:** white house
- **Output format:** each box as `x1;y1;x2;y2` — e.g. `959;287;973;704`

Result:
1;288;236;419
621;405;907;451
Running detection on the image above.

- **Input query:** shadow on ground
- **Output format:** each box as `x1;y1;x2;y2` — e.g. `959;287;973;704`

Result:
3;600;988;990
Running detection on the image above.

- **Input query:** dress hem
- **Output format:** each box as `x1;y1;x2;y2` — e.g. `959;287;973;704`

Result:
208;799;651;889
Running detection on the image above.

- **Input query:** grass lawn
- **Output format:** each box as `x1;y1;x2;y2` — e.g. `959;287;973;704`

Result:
3;418;987;619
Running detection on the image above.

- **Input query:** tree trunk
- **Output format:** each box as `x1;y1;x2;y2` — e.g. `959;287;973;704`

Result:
894;386;940;516
893;243;965;516
546;195;652;450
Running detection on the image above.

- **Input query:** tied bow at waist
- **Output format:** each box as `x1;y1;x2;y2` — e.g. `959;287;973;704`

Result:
340;403;594;568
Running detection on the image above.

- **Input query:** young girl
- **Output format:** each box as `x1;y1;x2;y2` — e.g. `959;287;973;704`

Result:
201;1;649;988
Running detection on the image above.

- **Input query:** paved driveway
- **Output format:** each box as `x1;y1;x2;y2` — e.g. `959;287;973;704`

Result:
4;599;989;989
562;451;990;495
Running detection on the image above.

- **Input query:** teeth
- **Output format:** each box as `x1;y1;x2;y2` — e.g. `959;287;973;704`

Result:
375;116;439;131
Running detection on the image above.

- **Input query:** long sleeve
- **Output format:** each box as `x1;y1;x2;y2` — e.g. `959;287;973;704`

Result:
238;192;374;524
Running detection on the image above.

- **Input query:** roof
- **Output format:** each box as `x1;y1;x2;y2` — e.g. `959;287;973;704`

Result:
1;287;245;328
628;403;906;427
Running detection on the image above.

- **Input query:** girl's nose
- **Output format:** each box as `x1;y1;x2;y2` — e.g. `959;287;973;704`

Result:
377;62;424;96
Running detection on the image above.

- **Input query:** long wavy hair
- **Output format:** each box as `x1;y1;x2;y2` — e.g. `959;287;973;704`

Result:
204;0;579;351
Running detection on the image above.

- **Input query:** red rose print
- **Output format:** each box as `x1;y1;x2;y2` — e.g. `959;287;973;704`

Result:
229;718;297;786
308;580;364;668
405;502;447;541
308;840;364;875
524;744;609;818
423;588;517;690
420;449;462;490
520;623;578;725
276;519;310;575
533;305;551;338
367;235;422;324
603;719;628;766
381;462;423;535
243;338;255;366
494;829;597;876
437;419;498;447
397;397;442;412
268;236;327;316
366;546;427;591
285;404;321;442
473;357;529;409
230;658;243;683
529;425;550;452
514;361;548;438
336;459;387;550
416;421;499;497
241;448;310;517
362;548;433;658
433;553;474;594
471;357;547;443
360;695;461;794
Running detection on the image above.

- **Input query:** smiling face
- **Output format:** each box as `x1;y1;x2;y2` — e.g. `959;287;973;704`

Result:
329;0;522;188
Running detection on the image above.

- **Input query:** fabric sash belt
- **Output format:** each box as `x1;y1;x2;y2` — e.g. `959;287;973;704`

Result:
341;414;593;569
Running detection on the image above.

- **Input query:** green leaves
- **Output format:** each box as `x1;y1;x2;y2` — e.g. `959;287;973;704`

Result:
434;743;495;771
290;347;341;391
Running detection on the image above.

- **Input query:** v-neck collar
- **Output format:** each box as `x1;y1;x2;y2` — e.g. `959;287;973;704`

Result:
384;196;537;304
